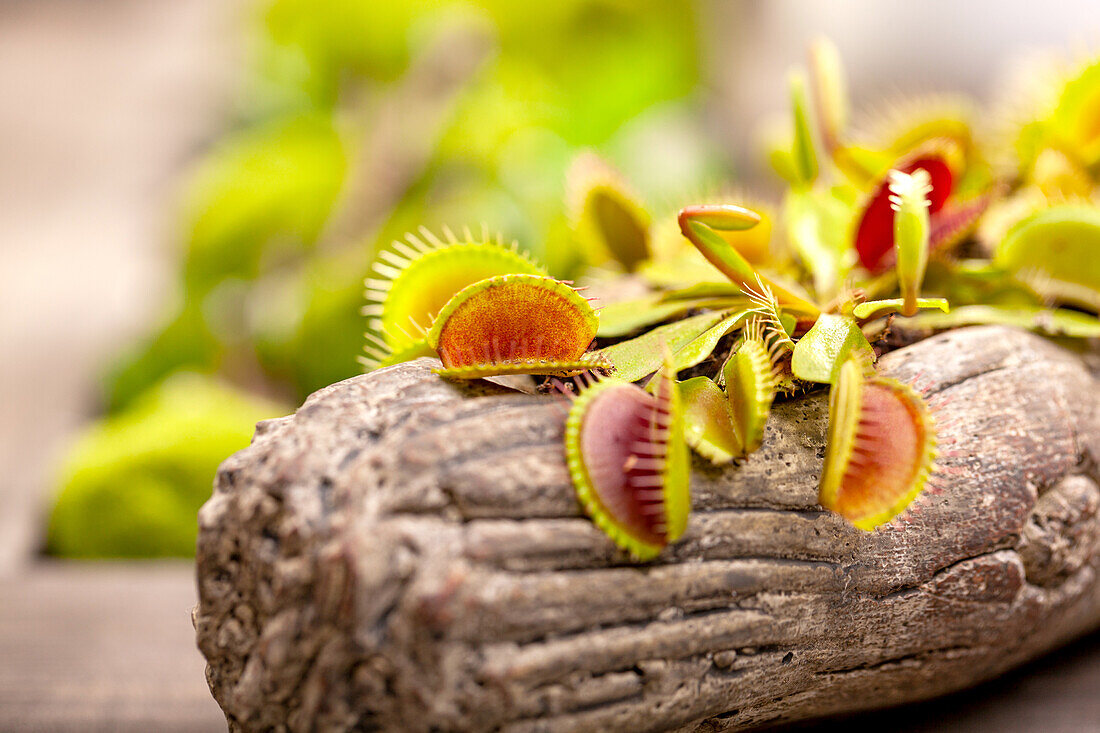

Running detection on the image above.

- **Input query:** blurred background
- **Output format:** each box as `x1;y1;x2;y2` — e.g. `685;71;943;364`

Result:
0;0;1098;730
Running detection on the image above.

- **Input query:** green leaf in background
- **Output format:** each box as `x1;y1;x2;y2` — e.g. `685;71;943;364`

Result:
259;0;440;106
995;205;1100;311
182;114;347;292
791;313;875;384
596;295;701;338
103;303;221;412
789;71;819;187
48;374;285;558
1048;58;1100;166
784;187;853;302
808;36;847;154
897;304;1100;338
853;298;949;320
253;252;370;394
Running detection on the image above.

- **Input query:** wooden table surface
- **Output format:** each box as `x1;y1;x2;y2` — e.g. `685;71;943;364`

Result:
0;562;224;732
0;562;1096;732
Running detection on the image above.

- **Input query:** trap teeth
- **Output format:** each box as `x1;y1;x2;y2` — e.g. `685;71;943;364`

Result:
723;322;780;455
364;230;545;358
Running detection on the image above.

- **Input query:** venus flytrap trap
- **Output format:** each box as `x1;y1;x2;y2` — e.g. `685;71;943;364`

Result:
678;376;741;465
852;145;957;274
994;205;1100;311
426;274;604;378
564;351;689;560
361;226;545;369
819;357;937;530
677;204;820;318
358;39;1100;554
722;318;782;455
889;169;933;316
566;152;652;272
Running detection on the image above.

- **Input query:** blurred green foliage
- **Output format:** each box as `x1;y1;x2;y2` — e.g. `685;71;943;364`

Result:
53;0;717;557
48;374;281;557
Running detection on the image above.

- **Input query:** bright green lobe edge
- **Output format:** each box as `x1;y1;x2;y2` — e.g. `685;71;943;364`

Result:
724;340;775;454
657;358;690;544
434;356;605;380
818;357;863;511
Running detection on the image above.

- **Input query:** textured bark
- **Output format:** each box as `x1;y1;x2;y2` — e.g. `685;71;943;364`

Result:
194;326;1100;732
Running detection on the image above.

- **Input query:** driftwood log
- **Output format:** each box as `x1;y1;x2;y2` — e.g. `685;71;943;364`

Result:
194;325;1100;732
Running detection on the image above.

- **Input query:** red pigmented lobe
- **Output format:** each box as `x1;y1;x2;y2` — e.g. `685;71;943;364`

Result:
834;382;924;522
855;157;953;272
579;383;669;546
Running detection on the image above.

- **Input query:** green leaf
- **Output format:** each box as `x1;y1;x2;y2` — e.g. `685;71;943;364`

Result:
995;205;1100;312
679;377;741;464
853;298;949;320
597;311;726;382
897;305;1100;338
659;282;746;302
791;314;875;384
596;296;701;338
49;374;284;557
673;310;752;371
808;37;847;152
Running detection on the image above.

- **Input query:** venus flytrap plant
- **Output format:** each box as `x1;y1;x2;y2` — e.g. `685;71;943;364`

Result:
678;376;741;465
358;39;1100;551
791;314;875;385
808;37;846;158
789;72;820;188
852;147;956;274
994;205;1100;311
677;205;820;318
722;318;782;455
